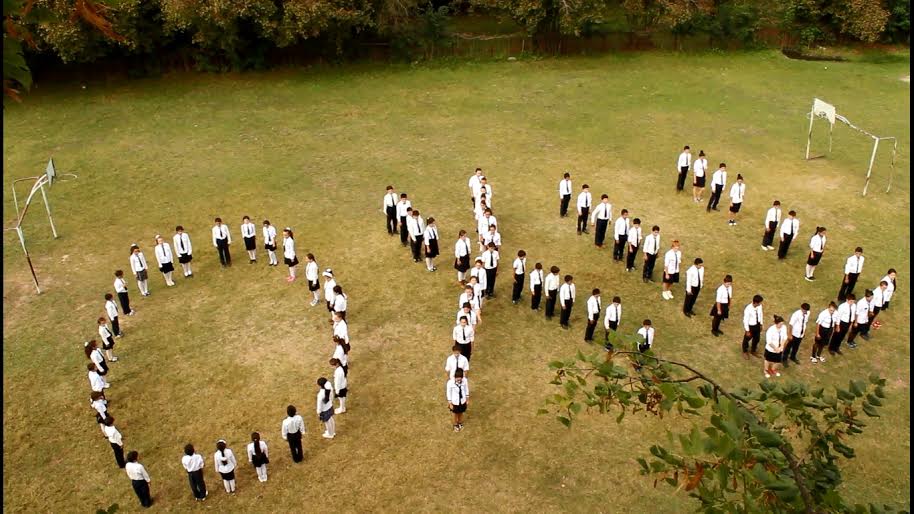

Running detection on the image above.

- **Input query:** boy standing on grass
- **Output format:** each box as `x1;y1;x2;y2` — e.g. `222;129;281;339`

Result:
530;262;544;310
741;294;764;359
829;294;855;355
811;302;838;363
446;368;469;432
682;258;704;317
709;275;732;337
468;168;483;208
692;150;708;203
584;288;601;342
846;290;873;348
661;240;682;300
544;266;561;319
706;163;726;212
396;194;412;246
211;218;232;267
382;185;398;235
511;250;527;304
838;247;865;301
676;145;691;192
642;225;661;283
559;275;576;329
782;303;810;368
625;218;642;272
559;172;572;217
612;209;630;262
777;210;800;259
761;200;782;251
576;185;592;235
727;174;745;226
590;194;612;247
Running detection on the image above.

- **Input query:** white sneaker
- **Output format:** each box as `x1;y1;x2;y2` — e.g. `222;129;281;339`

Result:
810;357;818;363
775;372;781;377
103;383;111;388
322;432;332;439
767;246;775;251
761;245;769;251
764;373;771;379
110;357;119;362
115;334;122;339
334;408;346;414
818;355;826;362
310;299;318;306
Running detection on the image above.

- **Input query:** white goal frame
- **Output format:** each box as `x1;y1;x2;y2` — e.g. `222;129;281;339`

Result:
804;98;897;196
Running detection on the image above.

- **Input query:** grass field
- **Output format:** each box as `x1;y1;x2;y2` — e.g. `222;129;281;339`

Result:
3;51;910;513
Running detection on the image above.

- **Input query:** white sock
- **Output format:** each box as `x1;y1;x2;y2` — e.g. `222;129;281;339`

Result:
328;417;336;436
426;258;433;270
140;281;149;294
340;398;346;410
166;272;174;285
290;267;296;278
223;480;231;493
249;251;256;260
105;349;115;360
806;265;814;277
313;291;320;301
458;271;465;281
258;466;267;481
99;423;107;435
269;251;276;264
229;479;236;492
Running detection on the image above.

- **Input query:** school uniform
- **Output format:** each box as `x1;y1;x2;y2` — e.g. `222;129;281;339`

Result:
407;216;426;262
544;273;560;318
683;265;704;316
383;191;399;234
262;224;278;253
590;201;612;246
283;236;298;267
692;157;707;188
637;326;655;353
334;365;348;401
446;377;469;414
783;309;809;365
584;295;601;341
306;261;320;291
830;301;854;352
676;151;691;191
458;292;480;313
576;191;592;234
316;387;335;424
511;257;526;303
476;184;492;208
114;277;132;315
333;318;350;344
241;222;257;254
91;397;109;427
477;215;497;241
453;323;475;360
559;178;573;217
626;225;642;271
806;234;826;267
105;299;121;337
603;303;622;333
706;168;726;211
445;353;470;380
332;293;348;320
469;174;482;207
481;249;499;297
454;238;472;276
424;225;440;258
456;308;478;327
642;233;660;282
709;283;731;335
870;287;886;322
281;414;306;463
173;232;193;270
482;230;502;251
741;303;763;355
104;424;126;468
125;461;153;508
214;448;238;482
529;268;544;310
88;369;108;392
838;254;865;301
812;309;837;360
469;267;487;301
129;252;149;285
662;249;682;284
90;346;110;375
246;440;269;482
880;274;896;310
324;278;337;312
212;224;232;266
559;282;576;328
761;206;781;248
333;343;349;375
764;325;787;363
728;182;745;217
154;242;175;277
777;217;799;259
847;298;871;345
612;217;629;261
396;200;412;245
181;452;207;500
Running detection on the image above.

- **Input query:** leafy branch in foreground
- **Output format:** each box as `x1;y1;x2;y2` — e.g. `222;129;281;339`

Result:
540;330;901;514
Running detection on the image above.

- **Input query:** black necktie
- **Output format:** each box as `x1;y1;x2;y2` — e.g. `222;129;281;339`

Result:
178;236;184;253
462;327;466;341
458;382;464;404
489;253;493;267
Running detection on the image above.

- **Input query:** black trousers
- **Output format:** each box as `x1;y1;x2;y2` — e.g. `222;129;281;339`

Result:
613;235;628;261
560;301;573;327
676;167;688;191
545;290;558;317
132;479;153;508
385;206;398;234
188;469;207;499
643;253;658;280
111;317;121;336
287;431;304;462
783;336;802;361
761;222;777;247
512;273;524;302
707;185;723;210
829;321;850;351
111;442;126;468
560;195;571;217
459;342;472;360
777;234;794;259
594;219;609;246
711;312;723;333
117;292;132;315
742;324;761;353
838;274;859;301
399;216;408;245
584;317;598;341
683;287;700;314
216;238;231;266
813;328;833;357
626;245;639;270
485;268;497;296
847;322;870;343
531;284;542;310
410;235;424;261
577;207;590;233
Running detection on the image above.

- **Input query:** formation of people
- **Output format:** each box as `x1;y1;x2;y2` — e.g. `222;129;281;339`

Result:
85;218;352;507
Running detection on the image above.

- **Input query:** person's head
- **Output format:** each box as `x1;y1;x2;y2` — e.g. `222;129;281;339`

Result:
216;440;227;453
800;303;810;313
652;225;660;234
736;174;744;182
672;239;680;249
184;443;195;456
535;262;542;270
632;218;641;226
214;217;222;225
563;172;570;179
287;405;297;417
480;176;487;184
427;217;435;226
452;344;461;354
155;235;164;245
87;363;97;372
332;312;342;322
824;301;836;312
130;244;140;255
454;368;464;382
115;270;124;278
517;250;526;258
550;265;560;274
592;288;600;296
412;209;420;218
621;209;628;217
386;185;394;192
698;150;705;157
318;377;331;401
175;225;184;233
787;210;797;218
879;280;888;289
582;184;589;191
104;416;115;427
465;285;474;295
488;225;496;234
484;208;492;216
468;275;478;285
719;162;726;169
458;229;467;238
104;293;113;301
694;258;703;268
330;358;341;368
459;316;468;326
772;200;780;207
854;246;863;255
84;340;97;358
564;274;573;283
474;258;483;268
752;294;764;305
243;215;250;223
683;145;690;152
91;391;104;402
887;268;897;278
97;316;106;326
406;207;413;216
643;319;652;328
487;242;496;251
773;315;784;326
724;274;733;284
333;285;343;295
306;253;315;262
846;293;856;303
864;289;874;299
601;194;609;202
475;167;482;175
263;219;271;227
817;226;827;236
283;227;294;239
251;432;261;443
612;296;621;304
126;450;139;463
400;193;408;200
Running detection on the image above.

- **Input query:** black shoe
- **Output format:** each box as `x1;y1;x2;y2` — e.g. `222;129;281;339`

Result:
711;330;720;337
790;357;800;364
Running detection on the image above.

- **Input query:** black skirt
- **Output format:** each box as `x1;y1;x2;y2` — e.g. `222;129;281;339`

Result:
425;238;440;258
135;269;148;281
764;350;782;363
807;251;823;266
219;469;236;480
729;202;742;213
178;254;193;264
663;272;680;284
308;280;320;292
102;336;115;350
159;262;174;274
337;387;348;398
451;403;467;414
244;236;256;251
251;454;268;467
693;175;706;187
454;255;470;272
264;243;276;251
284;256;299;267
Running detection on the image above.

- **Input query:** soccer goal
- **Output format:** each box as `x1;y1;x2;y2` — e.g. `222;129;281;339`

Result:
4;158;78;294
804;98;898;196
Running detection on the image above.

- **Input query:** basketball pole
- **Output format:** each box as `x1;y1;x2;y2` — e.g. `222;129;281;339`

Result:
862;136;880;197
804;108;815;160
38;179;58;239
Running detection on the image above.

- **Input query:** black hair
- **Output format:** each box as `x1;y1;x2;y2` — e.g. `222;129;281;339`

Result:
828;301;838;308
652;225;660;232
621;209;628;215
452;344;460;352
632;218;641;224
104;416;115;426
214;217;222;223
454;368;464;378
643;319;652;326
104;293;113;300
592;288;600;295
462;302;471;309
683;145;690;150
846;293;856;301
888;268;896;274
217;440;227;458
175;225;184;231
801;303;810;311
412;209;420;217
724;274;733;282
563;172;570;178
263;219;270;225
736;174;744;180
333;285;343;294
427;217;435;224
550;266;560;273
184;444;195;456
564;275;573;282
773;200;780;206
400;193;408;198
330;358;341;366
698;150;705;156
287;405;297;417
84;340;97;358
719;162;726;168
864;289;873;297
459;315;468;323
788;210;797;216
307;253;315;260
127;451;139;463
773;315;784;324
535;262;542;269
243;215;250;221
251;432;263;456
386;185;394;190
284;228;294;239
694;258;703;265
880;280;889;286
475;167;482;172
753;294;764;304
115;270;123;277
601;194;608;199
855;246;864;253
582;184;589;189
612;296;621;303
318;378;331;402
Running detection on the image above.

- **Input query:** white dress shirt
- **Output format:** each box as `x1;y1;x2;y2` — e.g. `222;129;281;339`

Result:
91;398;108;418
544;273;560;292
710;168;727;188
458;292;480;312
604;303;622;329
576;191;592;214
125;462;150;482
129;252;148;272
395;200;412;218
453;324;475;344
559;178;572;197
104;424;122;445
88;370;107;392
241;222;256;239
729;183;745;203
685;265;704;293
481;250;499;270
780;218;799;238
693;157;707;178
468;174;481;193
316;386;335;414
789;309;809;338
512;257;526;275
809;234;826;253
627;226;642;248
333;318;349;343
837;302;854;323
715;284;732;304
382;191;398;209
214;448;237;474
154;243;173;267
445;354;470;379
246;441;268;463
855;299;870;324
334;365;347;392
586;295;602;320
677;151;691;169
477;215;497;235
590;201;612;223
765;325;787;353
637;327;655;348
815;309;835;329
407;216;425;237
483;231;502;248
423;225;438;243
764;207;782;227
332;293;347;313
643;234;660;256
446;378;469;405
743;303;763;331
663;249;681;274
105;300;118;320
844;255;864;274
283;237;296;260
559;283;576;307
456;308;478;326
470;266;487;291
529;269;544;292
306;261;318;281
173;232;192;256
182;453;205;473
872;287;886;307
476;184;492;205
323;278;337;303
211;224;231;245
114;277;128;293
98;324;113;341
880;275;895;302
262;225;277;247
613;217;629;240
90;348;106;369
332;343;349;367
455;238;471;258
282;414;305;438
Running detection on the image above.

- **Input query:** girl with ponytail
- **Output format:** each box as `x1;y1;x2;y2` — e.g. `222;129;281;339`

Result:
213;440;237;494
246;432;269;482
316;378;336;439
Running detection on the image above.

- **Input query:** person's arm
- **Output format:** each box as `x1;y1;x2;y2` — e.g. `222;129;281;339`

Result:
212;228;218;247
281;419;288;440
141;464;150;482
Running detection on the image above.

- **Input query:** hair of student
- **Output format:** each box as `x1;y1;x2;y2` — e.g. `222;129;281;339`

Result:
386;185;393;190
588;288;598;296
773;200;781;206
487;242;496;249
87;363;96;371
801;303;811;310
333;285;343;294
817;226;826;234
564;274;573;282
459;315;468;323
773;315;784;324
847;293;856;301
535;262;542;269
243;215;250;221
484;208;492;214
130;244;139;254
880;280;888;286
518;250;526;257
737;174;743;180
753;294;764;303
683;145;690;150
724;274;733;282
83;340;97;358
427;217;435;224
458;229;467;237
115;269;123;277
318;378;331;402
263;219;270;226
481;176;487;181
217;440;227;457
888;268;896;274
652;225;660;231
251;432;263;456
184;444;195;456
412;209;420;217
563;172;570;178
643;319;652;326
330;358;341;366
865;289;874;297
400;193;408;198
621;209;628;215
214;217;222;223
454;368;464;378
601;194;608;199
175;225;184;231
452;344;460;352
104;293;113;300
462;302;471;309
694;258;703;265
719;162;726;168
284;228;294;239
287;405;297;417
339;340;351;354
126;451;139;463
828;301;838;308
550;266;560;273
698;150;705;156
306;253;315;261
488;224;496;231
633;218;641;224
582;184;589;189
855;246;864;253
98;316;106;324
475;167;482;172
672;239;680;245
613;296;621;303
788;210;796;216
104;416;115;426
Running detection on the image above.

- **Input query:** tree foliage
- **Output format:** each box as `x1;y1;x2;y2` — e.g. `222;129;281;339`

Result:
541;330;903;514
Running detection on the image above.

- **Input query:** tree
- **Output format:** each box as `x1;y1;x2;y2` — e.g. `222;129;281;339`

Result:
541;330;900;513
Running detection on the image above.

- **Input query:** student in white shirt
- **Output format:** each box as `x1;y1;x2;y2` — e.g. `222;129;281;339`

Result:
559;275;576;329
332;312;350;344
323;269;337;313
741;294;765;359
661;240;682;300
829;294;856;355
642;225;661;283
602;296;622;351
846;290;873;347
709;275;732;337
90;390;108;436
838;247;865;301
706;163;727;212
584;288;602;342
383;185;399;235
811;302;838;363
446;368;469;432
316;378;336;439
481;243;500;298
152;235;175;287
240;216;257;263
870;280;889;324
782;303;810;368
761;200;782;251
468;275;485;309
727;174;745;226
625;218;642;272
211;217;232;267
763;315;788;378
125;451;153;508
331;358;348;413
103;416;125;468
97;317;118;362
88;362;109;392
804;227;827;281
173;225;194;277
590;194;612;247
332;336;350;375
576;185;592;235
559;172;573;217
459;285;481;319
476;176;492;207
612;209;630;262
692;150;708;202
483;224;502;252
676;145;691;192
281;405;306;463
511;250;527;304
453;315;475;360
477;210;497;249
776;210;799;259
544;266;561;319
468;167;483;208
530;262;545;311
332;285;348;320
113;270;135;315
880;268;897;310
396;193;412;246
454;230;472;284
247;432;269;482
181;444;208;501
423;217;440;272
637;319;655;353
305;253;320;306
104;293;122;338
213;440;237;494
445;344;470;380
282;228;299;282
407;210;426;263
682;258;704;317
129;244;150;297
262;220;279;266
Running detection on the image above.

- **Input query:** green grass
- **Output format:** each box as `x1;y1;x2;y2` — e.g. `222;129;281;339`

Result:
2;50;910;513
